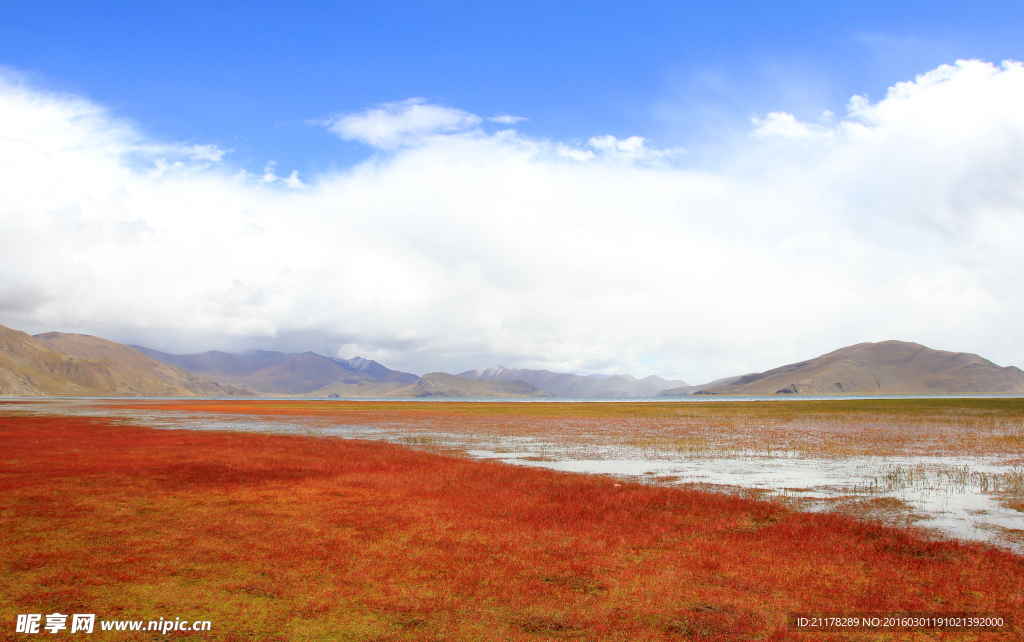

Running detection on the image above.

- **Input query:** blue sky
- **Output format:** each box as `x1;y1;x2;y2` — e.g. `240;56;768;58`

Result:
3;1;1023;175
2;2;1024;380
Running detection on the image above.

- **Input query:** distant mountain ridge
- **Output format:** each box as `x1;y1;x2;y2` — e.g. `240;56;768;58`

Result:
133;346;418;395
4;322;1022;399
386;372;553;398
659;341;1024;396
0;325;247;397
458;365;688;398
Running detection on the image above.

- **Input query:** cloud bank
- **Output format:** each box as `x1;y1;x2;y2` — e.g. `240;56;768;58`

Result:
327;98;482;149
1;60;1023;381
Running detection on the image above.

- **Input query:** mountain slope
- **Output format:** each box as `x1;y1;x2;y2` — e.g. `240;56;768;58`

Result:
658;375;742;397
331;356;417;383
134;346;418;395
0;325;85;396
386;373;554;398
677;341;1024;396
0;325;247;397
459;366;688;397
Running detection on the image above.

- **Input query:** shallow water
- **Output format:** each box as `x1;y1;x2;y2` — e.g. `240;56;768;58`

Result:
6;399;1024;552
466;448;1024;551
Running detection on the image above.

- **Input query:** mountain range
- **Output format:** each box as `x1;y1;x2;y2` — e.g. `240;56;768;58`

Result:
131;346;418;396
659;340;1024;396
2;322;1023;397
384;372;553;398
458;366;688;398
0;325;247;397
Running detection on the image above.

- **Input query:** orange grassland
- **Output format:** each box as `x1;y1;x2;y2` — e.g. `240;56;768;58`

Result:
2;409;1023;641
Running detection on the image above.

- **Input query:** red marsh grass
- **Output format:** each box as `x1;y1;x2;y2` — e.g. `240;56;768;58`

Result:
101;398;1024;459
2;413;1024;640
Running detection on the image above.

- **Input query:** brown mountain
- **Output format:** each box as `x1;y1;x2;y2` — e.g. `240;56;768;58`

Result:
660;340;1024;396
386;372;554;398
133;346;418;395
0;325;248;396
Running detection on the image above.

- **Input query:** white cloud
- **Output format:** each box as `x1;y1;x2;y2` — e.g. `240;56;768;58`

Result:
752;112;831;140
187;144;228;162
327;98;482;149
1;60;1024;381
587;134;683;161
283;170;307;189
260;161;308;188
556;143;595;161
489;114;528;124
553;135;684;163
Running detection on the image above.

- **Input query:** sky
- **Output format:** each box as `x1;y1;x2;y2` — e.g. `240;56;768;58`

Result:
1;1;1024;382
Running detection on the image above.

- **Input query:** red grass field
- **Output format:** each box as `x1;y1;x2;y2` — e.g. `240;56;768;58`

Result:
102;398;1024;459
2;412;1023;640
